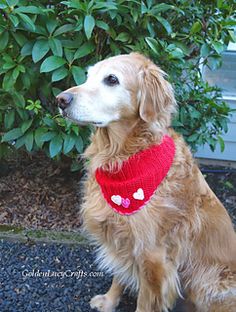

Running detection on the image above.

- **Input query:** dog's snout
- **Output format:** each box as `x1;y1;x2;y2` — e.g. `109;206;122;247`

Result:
57;92;73;110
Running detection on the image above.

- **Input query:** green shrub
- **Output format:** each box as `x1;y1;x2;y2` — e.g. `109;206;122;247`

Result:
0;0;235;167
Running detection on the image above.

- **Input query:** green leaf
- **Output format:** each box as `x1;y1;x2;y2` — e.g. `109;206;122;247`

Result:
209;138;216;152
64;48;74;63
4;111;15;129
217;135;225;152
21;119;33;133
15;135;26;149
17;65;25;73
62;39;80;49
15;6;43;14
25;131;34;151
3;54;14;63
217;0;223;8
131;8;139;23
115;32;129;42
0;3;7;9
52;67;68;82
16;108;28;120
49;135;63;157
152;3;178;14
229;30;236;43
141;2;148;14
212;41;225;54
43;116;56;127
167;44;184;59
21;73;31;89
155;16;172;34
11;32;27;47
74;42;94;60
12;92;25;108
171;119;183;127
54;24;74;37
34;128;47;148
71;125;79;136
61;0;83;9
2;71;15;91
34;25;48;36
63;135;76;154
190;21;202;34
6;0;19;6
200;43;210;58
172;48;184;59
84;15;95;39
41;131;57;142
71;66;86;85
40;56;66;73
21;41;34;56
188;133;199;142
145;37;159;54
220;118;228;133
189;107;201;119
0;32;9;51
46;19;58;34
9;15;19;27
12;67;20;80
3;62;16;70
147;21;155;37
208;56;222;70
2;128;22;142
16;12;36;31
171;41;190;55
52;87;61;97
75;136;84;153
96;20;109;31
93;2;117;10
32;40;50;63
49;37;63;57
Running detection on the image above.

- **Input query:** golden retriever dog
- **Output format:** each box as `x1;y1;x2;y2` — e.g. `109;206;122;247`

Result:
57;53;236;312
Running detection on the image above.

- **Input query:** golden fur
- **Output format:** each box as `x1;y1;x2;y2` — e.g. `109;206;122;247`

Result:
61;53;236;312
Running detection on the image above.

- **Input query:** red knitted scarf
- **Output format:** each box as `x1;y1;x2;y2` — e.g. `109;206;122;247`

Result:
95;135;175;215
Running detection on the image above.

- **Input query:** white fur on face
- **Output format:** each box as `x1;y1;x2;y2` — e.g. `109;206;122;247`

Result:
62;61;132;127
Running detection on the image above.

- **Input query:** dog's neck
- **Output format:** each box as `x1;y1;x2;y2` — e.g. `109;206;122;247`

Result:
84;118;164;173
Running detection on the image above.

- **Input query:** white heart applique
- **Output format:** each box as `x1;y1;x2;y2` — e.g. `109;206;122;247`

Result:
111;195;122;206
133;188;144;200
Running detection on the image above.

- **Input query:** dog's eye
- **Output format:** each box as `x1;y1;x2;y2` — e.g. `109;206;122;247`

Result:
103;74;119;86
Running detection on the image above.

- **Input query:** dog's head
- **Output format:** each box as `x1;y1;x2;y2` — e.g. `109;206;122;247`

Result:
57;53;176;128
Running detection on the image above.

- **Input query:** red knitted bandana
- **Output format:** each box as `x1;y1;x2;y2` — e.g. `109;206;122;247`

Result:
95;135;175;215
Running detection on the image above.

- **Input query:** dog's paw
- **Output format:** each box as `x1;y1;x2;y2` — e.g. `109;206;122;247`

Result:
90;294;115;312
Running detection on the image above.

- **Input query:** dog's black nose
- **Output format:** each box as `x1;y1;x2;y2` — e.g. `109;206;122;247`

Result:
57;92;73;110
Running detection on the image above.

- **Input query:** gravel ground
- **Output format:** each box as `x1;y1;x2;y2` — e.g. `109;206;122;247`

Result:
0;240;188;312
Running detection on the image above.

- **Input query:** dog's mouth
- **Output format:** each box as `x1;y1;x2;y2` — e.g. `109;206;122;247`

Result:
62;111;104;127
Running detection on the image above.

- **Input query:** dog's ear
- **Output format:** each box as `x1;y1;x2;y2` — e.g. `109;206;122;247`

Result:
138;63;175;124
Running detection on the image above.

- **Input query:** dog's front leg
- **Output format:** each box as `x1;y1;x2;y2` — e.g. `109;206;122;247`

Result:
90;276;124;312
135;253;178;312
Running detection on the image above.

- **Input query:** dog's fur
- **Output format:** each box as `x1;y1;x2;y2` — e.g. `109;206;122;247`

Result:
59;53;236;312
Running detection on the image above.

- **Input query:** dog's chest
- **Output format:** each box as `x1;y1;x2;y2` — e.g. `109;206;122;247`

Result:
83;181;132;243
82;180;141;289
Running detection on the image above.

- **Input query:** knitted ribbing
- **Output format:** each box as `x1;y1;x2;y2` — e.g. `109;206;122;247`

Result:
95;135;175;215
